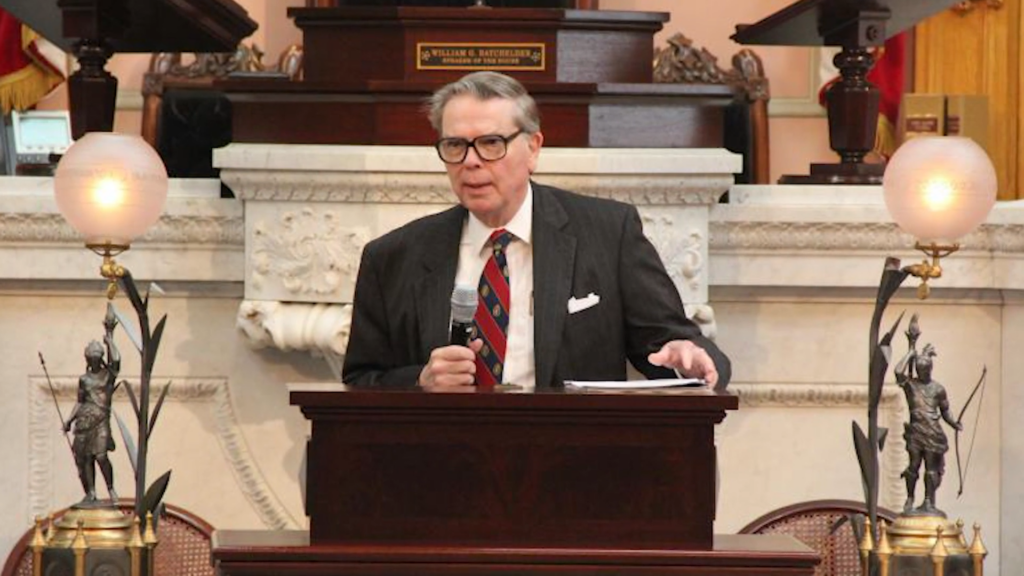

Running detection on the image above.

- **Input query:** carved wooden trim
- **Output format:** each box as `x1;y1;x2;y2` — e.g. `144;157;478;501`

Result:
653;33;768;102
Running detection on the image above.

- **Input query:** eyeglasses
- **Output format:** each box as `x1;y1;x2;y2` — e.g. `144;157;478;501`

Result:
434;130;525;164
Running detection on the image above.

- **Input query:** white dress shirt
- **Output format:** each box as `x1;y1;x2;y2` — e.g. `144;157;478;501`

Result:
455;186;536;391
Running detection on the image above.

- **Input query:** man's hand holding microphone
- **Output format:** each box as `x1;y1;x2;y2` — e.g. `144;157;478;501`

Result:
419;285;482;391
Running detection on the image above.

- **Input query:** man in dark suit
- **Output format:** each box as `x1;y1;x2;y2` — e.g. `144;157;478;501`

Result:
342;71;730;391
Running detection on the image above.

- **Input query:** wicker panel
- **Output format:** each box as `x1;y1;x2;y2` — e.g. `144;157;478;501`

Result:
756;510;861;576
739;500;898;576
151;512;215;576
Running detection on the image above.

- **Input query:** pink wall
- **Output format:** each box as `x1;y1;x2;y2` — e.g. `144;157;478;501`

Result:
40;0;832;183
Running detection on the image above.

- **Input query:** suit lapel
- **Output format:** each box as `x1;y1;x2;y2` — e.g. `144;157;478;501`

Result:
532;185;575;389
415;206;466;359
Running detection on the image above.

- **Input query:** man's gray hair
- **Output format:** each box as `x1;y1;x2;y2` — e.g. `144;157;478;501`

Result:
427;71;541;135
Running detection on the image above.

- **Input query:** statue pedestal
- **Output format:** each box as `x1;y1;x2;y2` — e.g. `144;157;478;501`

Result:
874;514;985;576
886;514;966;555
40;506;156;576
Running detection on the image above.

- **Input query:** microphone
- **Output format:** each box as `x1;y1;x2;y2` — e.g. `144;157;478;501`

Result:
449;285;477;347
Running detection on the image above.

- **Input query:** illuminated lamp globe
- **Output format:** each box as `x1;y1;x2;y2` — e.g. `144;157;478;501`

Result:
882;136;997;245
54;132;168;249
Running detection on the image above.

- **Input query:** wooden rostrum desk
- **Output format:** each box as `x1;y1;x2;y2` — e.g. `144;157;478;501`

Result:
212;385;818;575
219;7;740;149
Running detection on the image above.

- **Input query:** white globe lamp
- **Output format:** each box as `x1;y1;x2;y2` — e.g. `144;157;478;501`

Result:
882;136;997;297
53;132;169;297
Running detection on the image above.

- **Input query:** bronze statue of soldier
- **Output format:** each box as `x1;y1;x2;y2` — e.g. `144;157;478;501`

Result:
64;308;121;506
894;317;962;516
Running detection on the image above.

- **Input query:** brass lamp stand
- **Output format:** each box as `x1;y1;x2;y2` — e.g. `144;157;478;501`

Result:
854;136;997;576
48;132;171;576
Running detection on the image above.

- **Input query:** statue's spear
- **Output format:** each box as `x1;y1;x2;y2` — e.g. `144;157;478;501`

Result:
38;352;74;456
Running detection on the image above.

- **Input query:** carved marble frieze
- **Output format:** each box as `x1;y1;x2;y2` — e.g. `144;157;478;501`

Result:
640;210;707;300
250;207;370;298
0;211;243;246
710;211;1024;254
709;221;918;252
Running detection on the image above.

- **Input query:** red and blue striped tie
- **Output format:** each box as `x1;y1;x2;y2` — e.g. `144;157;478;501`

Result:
474;229;513;388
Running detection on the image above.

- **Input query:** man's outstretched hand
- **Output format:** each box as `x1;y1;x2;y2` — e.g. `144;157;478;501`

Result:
648;340;718;386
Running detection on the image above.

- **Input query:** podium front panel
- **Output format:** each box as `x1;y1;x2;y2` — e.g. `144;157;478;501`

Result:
293;387;736;550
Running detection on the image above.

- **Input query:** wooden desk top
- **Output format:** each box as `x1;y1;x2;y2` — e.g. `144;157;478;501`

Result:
212;530;819;575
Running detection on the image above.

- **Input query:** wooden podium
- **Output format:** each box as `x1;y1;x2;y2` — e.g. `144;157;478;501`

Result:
212;384;819;575
295;384;736;550
220;7;737;149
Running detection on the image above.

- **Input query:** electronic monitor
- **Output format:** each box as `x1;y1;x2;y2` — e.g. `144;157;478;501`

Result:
10;110;73;164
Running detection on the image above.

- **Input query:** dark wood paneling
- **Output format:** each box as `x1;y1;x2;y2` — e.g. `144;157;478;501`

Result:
288;7;667;84
220;81;735;147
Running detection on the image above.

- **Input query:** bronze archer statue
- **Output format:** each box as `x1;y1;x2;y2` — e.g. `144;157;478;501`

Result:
894;315;962;516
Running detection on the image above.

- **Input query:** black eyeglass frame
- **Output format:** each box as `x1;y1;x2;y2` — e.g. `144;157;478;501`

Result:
434;130;525;164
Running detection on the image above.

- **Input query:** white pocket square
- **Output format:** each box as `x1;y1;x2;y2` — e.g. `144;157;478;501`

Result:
567;292;600;314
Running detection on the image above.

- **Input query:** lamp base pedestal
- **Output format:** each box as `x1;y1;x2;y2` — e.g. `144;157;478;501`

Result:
872;514;984;576
48;506;133;548
38;505;155;576
886;514;966;555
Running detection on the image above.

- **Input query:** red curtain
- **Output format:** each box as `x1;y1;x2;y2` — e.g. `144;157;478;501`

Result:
867;32;907;159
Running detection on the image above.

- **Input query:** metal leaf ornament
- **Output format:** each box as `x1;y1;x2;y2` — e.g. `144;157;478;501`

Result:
114;269;172;528
858;258;910;535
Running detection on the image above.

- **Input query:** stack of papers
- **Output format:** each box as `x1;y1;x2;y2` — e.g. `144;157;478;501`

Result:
565;378;706;390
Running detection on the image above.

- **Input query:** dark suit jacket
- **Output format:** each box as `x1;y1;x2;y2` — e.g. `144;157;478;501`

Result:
342;183;731;390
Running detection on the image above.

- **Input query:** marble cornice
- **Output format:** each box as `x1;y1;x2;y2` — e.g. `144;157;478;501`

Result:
223;171;455;204
709;220;1024;254
216;144;739;206
0;211;244;246
222;170;730;206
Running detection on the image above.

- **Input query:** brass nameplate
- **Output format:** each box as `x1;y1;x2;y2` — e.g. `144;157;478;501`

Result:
417;43;545;71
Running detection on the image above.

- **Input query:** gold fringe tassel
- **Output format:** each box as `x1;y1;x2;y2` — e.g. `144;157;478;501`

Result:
0;24;62;114
874;114;898;159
